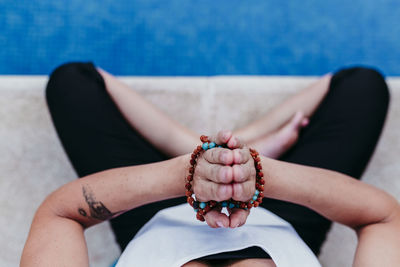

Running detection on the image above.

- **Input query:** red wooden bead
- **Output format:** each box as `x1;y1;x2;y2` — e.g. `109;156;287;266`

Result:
256;163;262;170
247;203;253;209
187;175;193;181
257;171;264;178
259;179;265;185
259;192;264;198
196;213;205;221
256;184;264;191
250;152;258;157
204;205;211;212
190;159;196;165
257;197;263;203
209;200;217;207
185;183;192;190
254;157;260;162
189;167;194;174
253;201;260;207
185;191;193;197
198;209;205;216
200;135;209;142
240;202;247;209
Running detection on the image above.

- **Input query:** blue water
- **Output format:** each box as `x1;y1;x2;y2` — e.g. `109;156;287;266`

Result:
1;0;400;75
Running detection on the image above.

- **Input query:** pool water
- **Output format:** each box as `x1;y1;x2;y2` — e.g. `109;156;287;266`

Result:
1;0;400;75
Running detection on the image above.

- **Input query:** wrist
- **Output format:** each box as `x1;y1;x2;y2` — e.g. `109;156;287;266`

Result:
178;153;192;194
259;156;276;199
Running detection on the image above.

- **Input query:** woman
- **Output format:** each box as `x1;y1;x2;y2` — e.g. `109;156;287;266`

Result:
21;63;398;266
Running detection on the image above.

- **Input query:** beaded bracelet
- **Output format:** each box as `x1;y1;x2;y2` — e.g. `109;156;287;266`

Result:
185;135;265;222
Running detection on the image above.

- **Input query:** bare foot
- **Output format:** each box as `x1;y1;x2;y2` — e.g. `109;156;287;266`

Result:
250;111;308;159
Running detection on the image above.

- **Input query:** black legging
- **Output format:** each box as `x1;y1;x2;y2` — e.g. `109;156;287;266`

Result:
45;62;389;258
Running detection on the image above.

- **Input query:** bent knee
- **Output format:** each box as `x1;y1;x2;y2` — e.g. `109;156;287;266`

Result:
46;62;99;104
332;66;390;112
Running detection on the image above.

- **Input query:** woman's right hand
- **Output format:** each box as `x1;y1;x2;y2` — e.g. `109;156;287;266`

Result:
192;131;256;228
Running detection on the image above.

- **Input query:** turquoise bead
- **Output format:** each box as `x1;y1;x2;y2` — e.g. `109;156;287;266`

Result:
252;195;257;201
194;209;198;212
255;190;259;196
229;203;235;209
208;142;216;149
221;201;228;207
250;200;254;204
218;145;222;148
199;202;206;209
202;142;209;150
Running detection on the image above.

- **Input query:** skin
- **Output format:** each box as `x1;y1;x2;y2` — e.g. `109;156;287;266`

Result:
21;133;400;266
21;71;400;266
96;68;331;157
97;68;329;227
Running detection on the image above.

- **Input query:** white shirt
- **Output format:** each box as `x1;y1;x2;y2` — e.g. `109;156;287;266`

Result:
116;204;321;267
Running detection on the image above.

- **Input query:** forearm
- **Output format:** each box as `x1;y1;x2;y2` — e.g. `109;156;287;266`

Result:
21;155;189;266
98;68;198;157
235;74;331;143
260;157;400;266
261;156;398;228
61;155;188;225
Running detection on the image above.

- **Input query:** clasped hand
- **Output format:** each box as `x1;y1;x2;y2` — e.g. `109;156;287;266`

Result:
192;130;256;229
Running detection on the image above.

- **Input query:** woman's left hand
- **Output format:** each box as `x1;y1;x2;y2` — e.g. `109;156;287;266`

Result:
193;131;256;228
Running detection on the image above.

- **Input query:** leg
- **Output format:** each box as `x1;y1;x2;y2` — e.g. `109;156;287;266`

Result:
46;62;186;250
261;67;390;255
98;68;199;157
235;74;332;144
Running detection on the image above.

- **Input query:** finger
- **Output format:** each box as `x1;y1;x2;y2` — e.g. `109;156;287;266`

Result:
288;111;305;131
227;135;245;149
301;117;309;127
203;148;234;165
232;162;256;183
232;164;247;183
232;148;251;165
204;207;230;228
232;180;256;202
193;179;233;202
229;208;250;228
196;160;233;183
208;130;232;145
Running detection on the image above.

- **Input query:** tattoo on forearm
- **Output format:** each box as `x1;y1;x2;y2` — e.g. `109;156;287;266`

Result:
79;184;125;221
78;208;87;217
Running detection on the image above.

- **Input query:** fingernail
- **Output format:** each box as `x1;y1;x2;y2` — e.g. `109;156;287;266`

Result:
235;223;240;228
217;221;224;228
